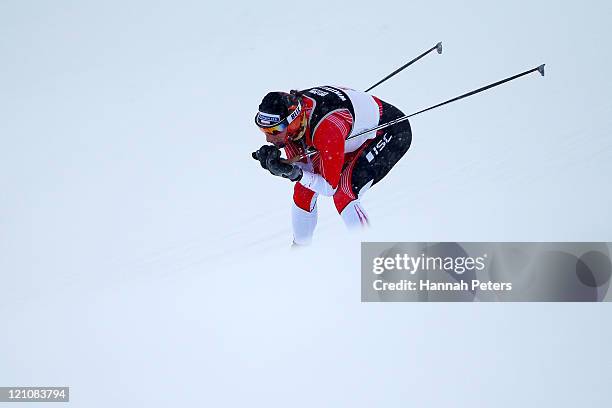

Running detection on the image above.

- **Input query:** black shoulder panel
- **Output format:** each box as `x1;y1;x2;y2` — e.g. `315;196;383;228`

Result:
301;86;355;133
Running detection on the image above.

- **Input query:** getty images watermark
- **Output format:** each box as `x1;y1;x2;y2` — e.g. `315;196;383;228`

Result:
361;242;612;302
372;251;512;292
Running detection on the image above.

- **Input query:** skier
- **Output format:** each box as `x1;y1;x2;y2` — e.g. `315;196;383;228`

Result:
253;85;412;246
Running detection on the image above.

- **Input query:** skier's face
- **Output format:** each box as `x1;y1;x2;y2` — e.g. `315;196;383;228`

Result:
257;99;306;148
266;132;286;148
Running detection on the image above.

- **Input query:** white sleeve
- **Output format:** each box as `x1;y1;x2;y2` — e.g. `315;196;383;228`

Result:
292;202;318;245
298;170;337;196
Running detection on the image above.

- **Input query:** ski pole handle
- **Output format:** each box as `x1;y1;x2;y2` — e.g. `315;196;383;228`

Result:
252;148;296;164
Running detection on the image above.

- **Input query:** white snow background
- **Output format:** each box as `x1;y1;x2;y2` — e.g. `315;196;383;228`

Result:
1;1;611;406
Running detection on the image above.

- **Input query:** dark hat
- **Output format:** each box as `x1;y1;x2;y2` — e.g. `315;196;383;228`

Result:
256;92;299;126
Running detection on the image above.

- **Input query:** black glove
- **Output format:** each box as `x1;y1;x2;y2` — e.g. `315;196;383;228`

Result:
266;158;303;181
252;145;281;170
252;144;302;181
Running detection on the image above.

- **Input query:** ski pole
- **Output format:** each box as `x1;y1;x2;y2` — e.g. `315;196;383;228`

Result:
365;42;443;92
291;64;545;161
369;64;547;135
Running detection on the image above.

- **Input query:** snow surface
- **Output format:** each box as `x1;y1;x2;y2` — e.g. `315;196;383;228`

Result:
1;1;611;406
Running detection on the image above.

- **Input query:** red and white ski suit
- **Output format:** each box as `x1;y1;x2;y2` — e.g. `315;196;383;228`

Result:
284;86;383;245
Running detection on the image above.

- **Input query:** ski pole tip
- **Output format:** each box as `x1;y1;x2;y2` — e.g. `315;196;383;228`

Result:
537;64;545;76
436;42;443;54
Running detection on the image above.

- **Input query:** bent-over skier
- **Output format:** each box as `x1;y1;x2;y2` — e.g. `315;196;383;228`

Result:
252;85;412;246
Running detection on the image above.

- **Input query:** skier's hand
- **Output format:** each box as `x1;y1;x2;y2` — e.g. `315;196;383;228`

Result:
266;158;303;182
252;145;281;170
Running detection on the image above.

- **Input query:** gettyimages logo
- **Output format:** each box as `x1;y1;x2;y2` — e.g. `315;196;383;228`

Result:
372;252;487;275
